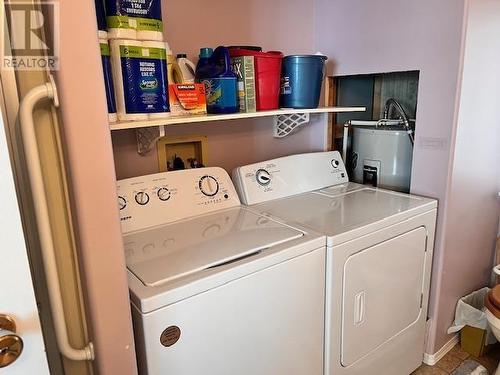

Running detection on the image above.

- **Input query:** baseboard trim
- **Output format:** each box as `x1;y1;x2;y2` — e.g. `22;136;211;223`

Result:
423;334;460;366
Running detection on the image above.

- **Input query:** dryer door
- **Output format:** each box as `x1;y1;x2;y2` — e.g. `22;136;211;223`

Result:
341;227;427;366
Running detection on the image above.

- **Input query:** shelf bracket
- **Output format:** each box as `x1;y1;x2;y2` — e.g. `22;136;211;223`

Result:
273;113;310;138
136;126;166;155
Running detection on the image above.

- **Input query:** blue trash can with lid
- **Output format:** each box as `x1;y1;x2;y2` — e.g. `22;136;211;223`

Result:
280;54;327;109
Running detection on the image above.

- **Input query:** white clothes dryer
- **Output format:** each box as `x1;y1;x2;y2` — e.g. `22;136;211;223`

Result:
117;167;326;375
233;151;437;375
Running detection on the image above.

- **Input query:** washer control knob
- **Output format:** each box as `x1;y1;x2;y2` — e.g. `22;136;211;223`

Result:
157;187;171;201
331;159;340;168
135;192;150;206
256;169;271;186
118;196;127;210
199;176;219;197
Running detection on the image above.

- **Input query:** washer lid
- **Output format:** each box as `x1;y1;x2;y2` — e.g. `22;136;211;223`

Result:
252;188;436;241
124;207;303;287
318;182;366;196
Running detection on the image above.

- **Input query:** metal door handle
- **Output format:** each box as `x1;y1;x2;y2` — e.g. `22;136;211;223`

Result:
0;314;23;368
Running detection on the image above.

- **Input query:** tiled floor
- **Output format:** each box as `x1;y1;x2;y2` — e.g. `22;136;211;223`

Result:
412;344;500;374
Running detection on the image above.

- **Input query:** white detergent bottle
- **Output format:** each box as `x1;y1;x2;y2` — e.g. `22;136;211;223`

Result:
174;54;196;83
165;42;178;86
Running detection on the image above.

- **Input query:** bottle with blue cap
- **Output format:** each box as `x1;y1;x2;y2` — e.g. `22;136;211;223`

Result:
195;48;214;82
195;47;238;114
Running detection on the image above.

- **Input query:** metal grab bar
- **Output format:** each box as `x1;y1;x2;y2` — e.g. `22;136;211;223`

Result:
19;76;94;361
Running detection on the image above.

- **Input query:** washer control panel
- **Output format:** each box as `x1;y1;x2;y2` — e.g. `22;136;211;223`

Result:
117;167;240;234
232;151;348;205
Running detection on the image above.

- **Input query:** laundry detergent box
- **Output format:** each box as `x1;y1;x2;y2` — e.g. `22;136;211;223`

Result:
230;56;256;113
168;84;207;116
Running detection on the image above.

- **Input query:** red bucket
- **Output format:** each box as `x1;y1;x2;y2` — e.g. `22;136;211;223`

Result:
229;49;283;110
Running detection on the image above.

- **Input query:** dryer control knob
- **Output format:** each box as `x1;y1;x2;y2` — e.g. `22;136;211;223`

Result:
331;159;340;168
256;169;271;186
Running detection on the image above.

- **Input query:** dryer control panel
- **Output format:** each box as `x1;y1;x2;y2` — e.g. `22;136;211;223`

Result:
117;167;240;234
233;151;348;205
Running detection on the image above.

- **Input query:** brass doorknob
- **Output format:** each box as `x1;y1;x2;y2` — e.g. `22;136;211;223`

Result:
0;334;23;368
0;314;23;368
0;314;16;333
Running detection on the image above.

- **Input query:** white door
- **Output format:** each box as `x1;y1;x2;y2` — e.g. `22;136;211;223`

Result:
341;227;427;366
0;112;50;373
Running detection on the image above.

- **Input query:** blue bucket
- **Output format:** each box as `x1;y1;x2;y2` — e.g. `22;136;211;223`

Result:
280;55;327;109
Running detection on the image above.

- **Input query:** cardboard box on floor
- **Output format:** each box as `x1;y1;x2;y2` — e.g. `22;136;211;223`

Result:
461;325;491;357
449;288;496;357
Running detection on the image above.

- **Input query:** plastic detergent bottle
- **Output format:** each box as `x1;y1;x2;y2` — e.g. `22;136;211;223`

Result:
195;47;238;114
165;42;177;87
99;39;117;122
94;0;107;37
195;48;214;81
174;54;196;84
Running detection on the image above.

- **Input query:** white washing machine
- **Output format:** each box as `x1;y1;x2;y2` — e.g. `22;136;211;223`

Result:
117;167;326;375
232;151;437;375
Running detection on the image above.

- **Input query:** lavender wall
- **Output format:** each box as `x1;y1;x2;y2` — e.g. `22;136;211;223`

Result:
163;0;315;61
112;0;321;180
437;0;500;350
315;0;465;198
113;116;329;179
315;0;500;355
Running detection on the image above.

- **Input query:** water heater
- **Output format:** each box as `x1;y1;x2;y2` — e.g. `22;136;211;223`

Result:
351;125;413;192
